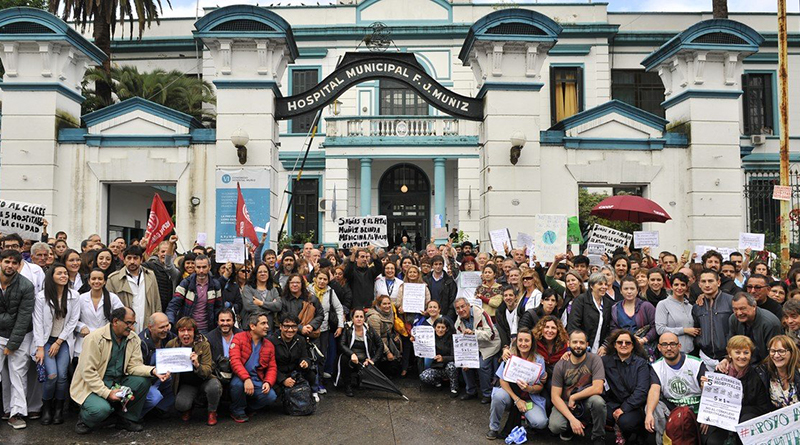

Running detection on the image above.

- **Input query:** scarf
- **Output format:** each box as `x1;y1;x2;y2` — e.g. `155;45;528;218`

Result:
727;364;750;380
645;287;668;305
537;340;568;367
313;285;327;304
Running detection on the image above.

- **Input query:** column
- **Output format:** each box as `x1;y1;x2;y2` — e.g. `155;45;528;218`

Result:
434;158;447;243
360;158;372;216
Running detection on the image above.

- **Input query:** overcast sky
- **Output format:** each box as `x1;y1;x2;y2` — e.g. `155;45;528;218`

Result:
164;0;798;18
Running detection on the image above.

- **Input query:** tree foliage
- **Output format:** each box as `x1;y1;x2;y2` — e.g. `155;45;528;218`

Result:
578;188;642;236
82;65;216;126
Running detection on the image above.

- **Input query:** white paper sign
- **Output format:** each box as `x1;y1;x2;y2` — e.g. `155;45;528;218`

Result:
0;200;46;240
517;232;535;255
453;334;480;368
534;215;567;261
773;185;792;201
738;232;765;251
587;224;632;253
459;271;483;289
412;325;436;359
196;232;208;247
634;231;660;249
337;215;388;249
736;401;800;445
502;356;543;384
155;347;193;374
489;229;513;254
215;239;246;264
254;222;270;234
694;245;717;262
588;254;604;267
717;247;738;261
402;283;427;314
698;372;743;432
587;242;606;256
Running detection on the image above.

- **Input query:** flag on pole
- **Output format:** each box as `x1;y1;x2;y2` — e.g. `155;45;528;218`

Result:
567;216;583;244
331;184;337;222
236;182;260;246
143;194;174;255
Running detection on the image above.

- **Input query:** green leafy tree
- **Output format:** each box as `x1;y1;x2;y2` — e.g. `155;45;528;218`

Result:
81;65;216;126
578;188;642;236
49;0;172;104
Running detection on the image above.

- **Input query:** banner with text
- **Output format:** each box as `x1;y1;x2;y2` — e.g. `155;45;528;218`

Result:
0;199;46;240
215;168;270;245
587;224;633;253
534;214;567;261
737;402;800;445
337;216;388;249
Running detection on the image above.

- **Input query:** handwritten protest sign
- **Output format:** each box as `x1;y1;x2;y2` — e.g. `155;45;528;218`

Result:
457;272;482;307
517;232;534;255
155;348;193;374
215;239;245;264
0;200;46;240
736;401;800;445
698;372;742;431
502;356;543;384
453;334;479;368
412;326;436;359
587;243;606;256
196;232;208;247
587;224;632;253
773;185;792;201
717;247;738;261
338;216;388;249
489;229;512;254
534;215;567;261
738;233;765;251
402;283;427;314
634;231;660;249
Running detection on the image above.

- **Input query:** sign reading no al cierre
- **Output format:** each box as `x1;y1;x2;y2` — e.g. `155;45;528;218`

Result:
275;53;483;121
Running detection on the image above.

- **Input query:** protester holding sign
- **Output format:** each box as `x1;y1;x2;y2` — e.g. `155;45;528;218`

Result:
454;297;501;403
418;318;458;397
396;266;431;376
474;264;503;318
365;295;402;370
487;328;548;440
602;330;651;443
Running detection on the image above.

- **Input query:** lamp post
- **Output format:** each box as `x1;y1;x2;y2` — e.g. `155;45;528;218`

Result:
231;128;250;165
510;131;526;165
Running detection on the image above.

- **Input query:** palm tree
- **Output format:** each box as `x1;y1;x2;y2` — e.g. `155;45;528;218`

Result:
712;0;728;18
48;0;172;104
82;65;216;126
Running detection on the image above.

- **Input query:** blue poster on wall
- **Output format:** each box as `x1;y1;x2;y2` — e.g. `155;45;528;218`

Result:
215;168;270;245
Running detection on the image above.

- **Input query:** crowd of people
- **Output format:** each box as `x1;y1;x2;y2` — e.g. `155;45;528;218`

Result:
0;226;799;445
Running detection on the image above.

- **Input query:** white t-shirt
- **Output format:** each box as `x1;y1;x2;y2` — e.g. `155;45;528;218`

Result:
126;271;146;334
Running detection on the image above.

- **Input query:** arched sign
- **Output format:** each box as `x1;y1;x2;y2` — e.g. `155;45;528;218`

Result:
275;52;483;121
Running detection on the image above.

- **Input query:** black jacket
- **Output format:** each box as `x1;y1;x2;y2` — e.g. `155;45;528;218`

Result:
494;301;518;349
518;307;541;331
280;294;324;331
432;323;454;369
344;259;383;310
329;280;352;315
423;272;457;321
269;332;313;385
338;322;383;362
206;325;242;363
602;353;650;413
143;259;176;312
567;291;614;351
720;276;740;296
737;367;773;421
218;276;244;319
0;273;35;351
755;364;800;411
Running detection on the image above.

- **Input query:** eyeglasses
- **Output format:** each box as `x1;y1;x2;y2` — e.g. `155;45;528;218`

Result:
281;324;298;330
746;285;766;290
659;342;679;348
769;349;789;357
523;277;534;281
616;340;633;346
120;320;136;327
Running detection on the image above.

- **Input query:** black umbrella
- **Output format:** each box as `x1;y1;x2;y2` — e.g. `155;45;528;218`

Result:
357;364;409;400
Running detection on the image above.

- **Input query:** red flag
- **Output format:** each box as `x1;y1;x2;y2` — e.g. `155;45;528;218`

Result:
143;194;174;255
236;182;259;246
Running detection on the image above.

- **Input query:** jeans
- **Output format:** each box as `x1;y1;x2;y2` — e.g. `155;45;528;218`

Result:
143;378;175;415
230;376;277;416
489;387;548;431
175;379;223;412
43;337;70;401
548;394;607;440
462;352;498;398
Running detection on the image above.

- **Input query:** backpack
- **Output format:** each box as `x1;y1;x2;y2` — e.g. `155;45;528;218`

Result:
663;406;699;445
283;373;316;416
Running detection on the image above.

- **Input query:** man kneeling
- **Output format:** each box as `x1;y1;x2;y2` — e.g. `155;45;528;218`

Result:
229;313;278;423
70;307;169;434
166;317;222;426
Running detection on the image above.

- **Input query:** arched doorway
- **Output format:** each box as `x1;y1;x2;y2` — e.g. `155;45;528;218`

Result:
379;164;430;251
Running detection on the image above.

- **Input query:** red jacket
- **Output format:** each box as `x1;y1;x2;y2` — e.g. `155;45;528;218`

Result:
229;331;277;386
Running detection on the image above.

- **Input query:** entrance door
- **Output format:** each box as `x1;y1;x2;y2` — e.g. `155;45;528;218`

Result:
379;164;430;251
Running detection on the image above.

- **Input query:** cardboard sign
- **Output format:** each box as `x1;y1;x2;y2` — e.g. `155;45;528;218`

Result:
534;214;567;261
0;199;46;240
337;216;388;249
773;185;792;201
587;224;632;253
738;232;765;251
634;231;659;249
698;372;743;432
453;334;480;368
412;326;436;359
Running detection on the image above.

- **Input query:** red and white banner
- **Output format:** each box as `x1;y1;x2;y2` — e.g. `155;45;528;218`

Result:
235;182;259;246
143;194;174;254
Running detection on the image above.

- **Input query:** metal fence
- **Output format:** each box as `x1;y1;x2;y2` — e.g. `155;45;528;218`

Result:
743;168;800;247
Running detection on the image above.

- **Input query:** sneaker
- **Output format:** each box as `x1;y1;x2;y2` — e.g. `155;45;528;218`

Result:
460;392;477;401
26;411;40;420
487;430;499;440
230;413;249;423
318;386;327;395
74;421;92;435
434;382;442;388
560;431;574;442
1;412;9;420
313;393;320;403
8;414;26;429
450;390;459;398
323;372;332;379
481;396;491;405
116;417;144;432
207;411;217;426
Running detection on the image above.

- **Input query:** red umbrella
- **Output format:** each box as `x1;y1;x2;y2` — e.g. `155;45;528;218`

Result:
590;195;671;223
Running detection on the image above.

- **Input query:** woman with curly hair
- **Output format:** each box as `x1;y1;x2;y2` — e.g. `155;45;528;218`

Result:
602;329;651;443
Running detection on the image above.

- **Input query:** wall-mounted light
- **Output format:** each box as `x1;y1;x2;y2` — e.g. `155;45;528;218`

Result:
330;98;342;116
510;131;526;165
231;128;250;165
190;196;201;207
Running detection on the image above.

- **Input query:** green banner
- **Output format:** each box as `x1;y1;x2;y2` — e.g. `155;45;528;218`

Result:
567;216;583;244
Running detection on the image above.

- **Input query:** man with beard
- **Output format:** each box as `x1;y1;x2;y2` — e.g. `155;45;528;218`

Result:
644;332;707;445
549;330;606;445
206;309;241;390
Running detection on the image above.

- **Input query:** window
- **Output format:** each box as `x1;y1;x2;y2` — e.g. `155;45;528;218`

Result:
551;66;583;125
291;178;319;242
742;73;774;135
291;69;319;133
379;79;428;115
611;70;665;117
